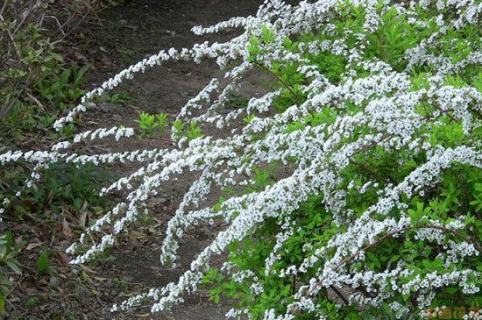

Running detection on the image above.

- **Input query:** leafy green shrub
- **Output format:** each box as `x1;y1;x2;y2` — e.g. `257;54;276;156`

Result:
0;0;127;315
4;163;113;220
0;233;24;315
1;0;482;319
136;112;170;137
0;1;107;143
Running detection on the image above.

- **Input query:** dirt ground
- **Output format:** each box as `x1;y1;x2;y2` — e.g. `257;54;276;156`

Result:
72;1;266;319
6;1;271;319
75;0;268;319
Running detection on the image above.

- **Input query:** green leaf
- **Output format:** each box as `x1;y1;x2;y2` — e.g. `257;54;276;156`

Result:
261;25;276;44
247;37;260;62
74;65;89;86
37;251;49;275
408;201;424;223
73;198;82;211
26;296;40;308
6;260;22;275
0;293;5;314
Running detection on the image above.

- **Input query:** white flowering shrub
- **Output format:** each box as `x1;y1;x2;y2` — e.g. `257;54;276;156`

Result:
1;0;482;318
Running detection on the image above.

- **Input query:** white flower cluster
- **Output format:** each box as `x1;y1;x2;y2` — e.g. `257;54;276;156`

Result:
52;126;135;151
1;0;481;318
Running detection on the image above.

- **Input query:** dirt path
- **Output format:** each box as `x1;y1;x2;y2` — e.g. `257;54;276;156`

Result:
69;1;264;319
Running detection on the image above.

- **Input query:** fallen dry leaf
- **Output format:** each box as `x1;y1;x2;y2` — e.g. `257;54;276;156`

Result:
79;210;88;228
62;217;73;238
57;252;71;265
26;242;44;251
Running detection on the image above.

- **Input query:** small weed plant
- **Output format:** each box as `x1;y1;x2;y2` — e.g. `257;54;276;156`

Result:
0;0;135;316
0;1;97;143
136;112;170;137
1;0;482;319
0;233;23;313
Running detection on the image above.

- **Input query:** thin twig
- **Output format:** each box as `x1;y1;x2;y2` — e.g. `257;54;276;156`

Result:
335;224;482;272
0;0;8;17
0;13;23;62
46;15;65;37
330;285;349;305
300;224;482;312
254;61;303;104
12;0;43;35
26;91;46;111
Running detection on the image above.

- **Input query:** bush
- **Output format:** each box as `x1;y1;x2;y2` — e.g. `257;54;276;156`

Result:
0;1;122;314
1;0;482;319
0;0;124;143
0;232;23;313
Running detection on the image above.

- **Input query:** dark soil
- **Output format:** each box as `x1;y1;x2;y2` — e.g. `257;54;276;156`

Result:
73;1;267;319
7;1;268;319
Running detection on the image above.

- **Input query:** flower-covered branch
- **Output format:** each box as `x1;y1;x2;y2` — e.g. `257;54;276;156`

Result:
1;0;482;319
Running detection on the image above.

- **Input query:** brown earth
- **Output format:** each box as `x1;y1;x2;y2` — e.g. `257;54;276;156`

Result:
67;1;266;319
5;0;272;319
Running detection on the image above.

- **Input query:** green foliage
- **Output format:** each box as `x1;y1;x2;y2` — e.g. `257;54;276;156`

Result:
136;112;170;137
36;251;50;276
186;121;204;141
156;113;169;134
289;108;337;133
106;91;135;106
227;94;250;109
247;37;261;63
0;8;93;144
247;25;276;63
367;8;419;70
171;119;204;142
205;161;482;318
243;114;256;124
261;25;276;44
35;66;88;103
118;47;138;65
0;233;24;314
201;2;482;319
137;112;157;136
1;163;112;222
203;195;341;319
0;1;125;316
25;296;40;308
470;183;482;212
172;119;185;136
247;164;277;193
0;63;90;142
